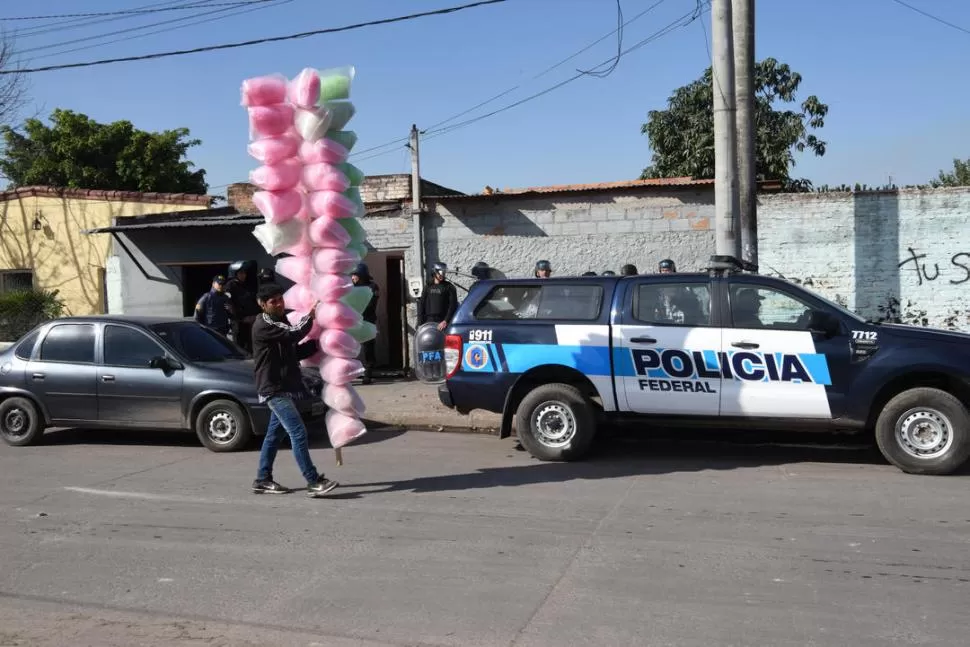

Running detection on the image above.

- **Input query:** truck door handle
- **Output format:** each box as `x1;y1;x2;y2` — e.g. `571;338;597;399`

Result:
731;341;760;349
101;375;115;382
31;373;45;381
630;336;657;344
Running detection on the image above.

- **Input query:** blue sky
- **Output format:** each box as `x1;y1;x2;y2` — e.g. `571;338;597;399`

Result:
8;0;970;197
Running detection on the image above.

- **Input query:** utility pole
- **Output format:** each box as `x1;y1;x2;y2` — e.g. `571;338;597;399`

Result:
409;124;424;293
733;0;756;265
711;0;740;258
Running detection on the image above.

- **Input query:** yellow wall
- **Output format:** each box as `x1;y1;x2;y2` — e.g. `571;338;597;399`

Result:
0;191;209;316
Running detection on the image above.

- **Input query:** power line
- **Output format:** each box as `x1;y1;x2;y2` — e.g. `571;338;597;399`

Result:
19;1;287;56
352;1;707;162
348;0;672;161
2;1;266;21
888;0;970;36
2;0;508;75
10;0;233;39
34;2;292;62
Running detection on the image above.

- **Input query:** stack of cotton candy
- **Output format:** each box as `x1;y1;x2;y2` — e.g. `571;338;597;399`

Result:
244;65;371;459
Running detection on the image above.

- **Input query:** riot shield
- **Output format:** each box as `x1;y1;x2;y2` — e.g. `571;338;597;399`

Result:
412;322;448;384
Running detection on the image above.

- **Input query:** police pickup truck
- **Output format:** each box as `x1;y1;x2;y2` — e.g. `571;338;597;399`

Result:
413;256;970;476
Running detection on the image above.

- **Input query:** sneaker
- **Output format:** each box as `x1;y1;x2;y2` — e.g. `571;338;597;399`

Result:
307;476;339;496
252;479;290;494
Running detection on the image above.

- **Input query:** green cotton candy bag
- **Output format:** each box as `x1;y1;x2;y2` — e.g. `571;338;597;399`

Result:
339;162;365;186
325;101;356;131
318;66;355;102
338;217;366;244
325;130;357;152
346;320;377;343
348;241;368;259
340;286;373;313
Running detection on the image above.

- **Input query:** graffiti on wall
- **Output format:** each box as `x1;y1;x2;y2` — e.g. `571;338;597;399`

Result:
898;247;970;286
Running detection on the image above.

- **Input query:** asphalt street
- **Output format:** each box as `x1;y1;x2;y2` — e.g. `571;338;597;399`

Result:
1;427;968;647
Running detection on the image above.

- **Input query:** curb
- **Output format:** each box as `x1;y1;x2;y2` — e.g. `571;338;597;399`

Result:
365;419;499;436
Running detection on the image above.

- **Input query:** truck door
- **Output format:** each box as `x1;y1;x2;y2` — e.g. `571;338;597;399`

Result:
720;280;849;419
613;277;722;415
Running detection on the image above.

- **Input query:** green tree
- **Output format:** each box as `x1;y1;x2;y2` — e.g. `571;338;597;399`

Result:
641;57;828;191
928;158;970;188
0;108;207;193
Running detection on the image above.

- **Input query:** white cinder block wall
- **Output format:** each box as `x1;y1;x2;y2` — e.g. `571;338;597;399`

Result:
423;187;970;331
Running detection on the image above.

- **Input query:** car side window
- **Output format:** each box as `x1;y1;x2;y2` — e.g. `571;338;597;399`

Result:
633;282;712;326
474;284;603;321
729;284;813;330
103;325;166;368
38;324;96;364
14;329;40;360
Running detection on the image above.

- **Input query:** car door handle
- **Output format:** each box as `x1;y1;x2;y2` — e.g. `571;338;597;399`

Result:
630;336;657;344
730;341;760;349
101;375;115;382
31;373;45;380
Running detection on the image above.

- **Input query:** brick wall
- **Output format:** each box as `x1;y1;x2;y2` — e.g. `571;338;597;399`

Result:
426;186;970;331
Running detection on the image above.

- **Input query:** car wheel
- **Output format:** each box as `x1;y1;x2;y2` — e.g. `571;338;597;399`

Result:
514;383;596;461
195;399;253;452
0;396;44;447
874;387;970;475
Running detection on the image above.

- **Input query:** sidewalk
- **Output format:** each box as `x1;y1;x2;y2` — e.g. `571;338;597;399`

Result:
358;377;501;433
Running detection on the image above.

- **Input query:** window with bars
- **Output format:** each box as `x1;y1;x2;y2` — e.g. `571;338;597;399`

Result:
0;270;34;294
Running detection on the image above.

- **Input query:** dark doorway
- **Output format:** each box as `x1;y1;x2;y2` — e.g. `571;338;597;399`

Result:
180;264;231;317
384;255;405;370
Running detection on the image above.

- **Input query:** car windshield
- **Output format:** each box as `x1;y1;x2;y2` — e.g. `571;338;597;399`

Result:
149;322;247;362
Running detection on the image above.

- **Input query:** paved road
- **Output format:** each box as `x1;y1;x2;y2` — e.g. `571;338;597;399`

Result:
1;427;968;646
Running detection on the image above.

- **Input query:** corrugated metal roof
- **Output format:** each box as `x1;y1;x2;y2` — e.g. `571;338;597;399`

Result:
424;177;716;200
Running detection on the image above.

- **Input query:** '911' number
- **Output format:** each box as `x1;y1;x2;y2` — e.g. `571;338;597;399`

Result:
468;329;493;342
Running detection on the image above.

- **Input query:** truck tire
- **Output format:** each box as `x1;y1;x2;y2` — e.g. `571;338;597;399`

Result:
195;399;253;452
874;387;970;475
514;383;596;461
0;396;44;447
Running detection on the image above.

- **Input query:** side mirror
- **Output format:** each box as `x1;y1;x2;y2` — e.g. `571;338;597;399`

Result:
808;310;841;337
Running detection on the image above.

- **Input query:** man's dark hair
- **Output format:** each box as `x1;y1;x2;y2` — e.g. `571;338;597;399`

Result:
257;282;284;302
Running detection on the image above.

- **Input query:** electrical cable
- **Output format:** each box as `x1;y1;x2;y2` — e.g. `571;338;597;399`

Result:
1;0;508;74
2;1;266;22
348;0;671;161
31;1;293;61
888;0;970;36
19;1;285;55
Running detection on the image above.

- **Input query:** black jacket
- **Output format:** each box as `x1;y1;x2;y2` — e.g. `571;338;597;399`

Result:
252;311;318;398
360;280;379;324
418;280;458;324
195;289;232;331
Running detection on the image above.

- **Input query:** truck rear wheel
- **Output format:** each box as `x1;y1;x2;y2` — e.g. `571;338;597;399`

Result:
514;383;596;461
874;387;970;475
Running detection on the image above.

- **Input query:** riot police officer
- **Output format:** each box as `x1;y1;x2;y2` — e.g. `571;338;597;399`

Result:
417;262;458;331
658;259;676;274
535;259;552;279
225;261;260;353
351;263;380;384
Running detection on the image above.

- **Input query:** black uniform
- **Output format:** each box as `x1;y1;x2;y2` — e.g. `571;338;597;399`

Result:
418;279;458;326
358;279;380;381
226;277;260;353
194;289;232;335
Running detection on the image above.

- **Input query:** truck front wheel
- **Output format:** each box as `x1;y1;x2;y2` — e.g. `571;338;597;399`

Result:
874;387;970;475
514;383;596;461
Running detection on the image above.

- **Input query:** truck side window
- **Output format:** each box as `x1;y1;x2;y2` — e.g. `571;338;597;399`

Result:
729;285;813;330
634;283;711;326
474;284;603;321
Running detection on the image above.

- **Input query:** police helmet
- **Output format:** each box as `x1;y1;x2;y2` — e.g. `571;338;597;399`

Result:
471;261;491;280
352;262;370;279
535;260;552;272
601;270;616;276
257;267;274;283
620;263;638;276
431;261;448;276
581;271;597;277
228;260;247;276
658;259;676;273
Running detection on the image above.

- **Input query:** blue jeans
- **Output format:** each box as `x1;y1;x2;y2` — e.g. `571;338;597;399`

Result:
257;396;320;484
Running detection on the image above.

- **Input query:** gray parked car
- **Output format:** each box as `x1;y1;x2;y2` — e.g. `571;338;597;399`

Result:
0;316;325;451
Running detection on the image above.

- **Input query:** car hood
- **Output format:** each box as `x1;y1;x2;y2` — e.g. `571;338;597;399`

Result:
878;323;970;344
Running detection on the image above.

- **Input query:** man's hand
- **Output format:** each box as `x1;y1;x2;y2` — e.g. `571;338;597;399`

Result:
437;321;447;331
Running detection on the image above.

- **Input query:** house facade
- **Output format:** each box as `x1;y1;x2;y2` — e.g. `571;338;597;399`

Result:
0;186;211;315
